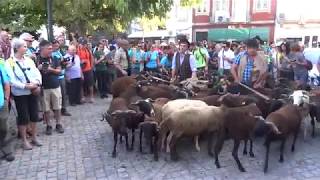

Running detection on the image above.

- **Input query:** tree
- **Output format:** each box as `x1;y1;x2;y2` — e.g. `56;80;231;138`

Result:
0;0;175;35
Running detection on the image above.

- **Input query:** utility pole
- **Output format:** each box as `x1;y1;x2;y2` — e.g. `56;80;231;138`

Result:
46;0;54;41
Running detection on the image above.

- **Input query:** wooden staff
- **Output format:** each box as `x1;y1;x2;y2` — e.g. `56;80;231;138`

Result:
237;82;271;101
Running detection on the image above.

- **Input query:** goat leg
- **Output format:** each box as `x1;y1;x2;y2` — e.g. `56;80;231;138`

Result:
292;130;298;152
120;136;123;144
150;137;154;153
130;129;135;151
170;134;179;161
232;139;246;172
112;132;118;158
303;118;308;141
207;132;214;157
264;138;271;173
279;139;286;163
139;129;143;153
243;140;248;155
194;136;200;152
311;117;315;138
166;132;173;153
214;133;225;169
125;133;129;151
153;135;159;161
249;139;255;157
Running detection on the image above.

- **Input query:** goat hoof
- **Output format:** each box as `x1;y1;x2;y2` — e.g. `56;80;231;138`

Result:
243;151;248;155
208;152;214;157
249;152;255;157
239;167;246;172
215;162;221;169
279;158;284;163
291;146;295;152
171;155;179;161
112;152;116;158
264;168;268;174
154;156;159;161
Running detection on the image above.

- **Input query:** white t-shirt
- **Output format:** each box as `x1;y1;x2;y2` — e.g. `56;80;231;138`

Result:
218;49;235;70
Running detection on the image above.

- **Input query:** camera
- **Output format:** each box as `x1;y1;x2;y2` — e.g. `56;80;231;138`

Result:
41;61;50;71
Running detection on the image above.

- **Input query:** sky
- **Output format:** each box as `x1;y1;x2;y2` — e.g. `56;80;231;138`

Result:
277;0;320;20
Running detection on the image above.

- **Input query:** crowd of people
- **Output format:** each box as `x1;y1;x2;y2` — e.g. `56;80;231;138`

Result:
0;29;317;162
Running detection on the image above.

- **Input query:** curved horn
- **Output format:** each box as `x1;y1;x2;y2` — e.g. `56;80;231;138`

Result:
266;121;281;135
131;100;142;105
111;110;124;115
124;110;136;113
146;98;155;103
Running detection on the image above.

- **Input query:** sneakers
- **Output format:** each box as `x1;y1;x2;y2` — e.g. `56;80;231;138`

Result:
46;126;53;135
61;109;72;116
56;124;64;134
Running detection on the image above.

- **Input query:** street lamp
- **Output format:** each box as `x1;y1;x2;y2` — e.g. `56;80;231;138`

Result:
46;0;54;41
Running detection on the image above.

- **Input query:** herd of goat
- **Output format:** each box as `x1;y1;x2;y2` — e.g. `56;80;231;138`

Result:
101;71;320;173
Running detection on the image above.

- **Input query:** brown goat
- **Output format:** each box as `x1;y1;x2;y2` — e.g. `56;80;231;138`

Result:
111;76;137;97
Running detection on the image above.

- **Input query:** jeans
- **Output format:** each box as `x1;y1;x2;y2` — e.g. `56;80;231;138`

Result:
294;72;308;85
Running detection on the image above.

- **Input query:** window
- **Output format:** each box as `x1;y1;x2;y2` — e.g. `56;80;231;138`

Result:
312;36;318;48
215;0;229;11
195;0;209;15
254;0;270;12
304;36;310;48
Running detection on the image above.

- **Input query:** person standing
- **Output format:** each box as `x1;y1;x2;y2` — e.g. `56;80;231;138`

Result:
0;31;11;60
5;39;42;150
171;39;197;82
65;45;83;105
114;39;129;76
130;43;144;75
77;37;94;103
218;42;235;76
231;38;268;88
94;42;109;98
287;43;308;86
52;40;71;116
145;44;160;72
37;40;64;135
19;32;37;61
0;57;15;161
193;41;209;72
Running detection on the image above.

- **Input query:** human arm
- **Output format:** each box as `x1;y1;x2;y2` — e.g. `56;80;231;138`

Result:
171;53;177;80
317;56;320;73
223;51;235;64
48;58;62;75
231;54;241;83
189;54;197;79
1;66;10;100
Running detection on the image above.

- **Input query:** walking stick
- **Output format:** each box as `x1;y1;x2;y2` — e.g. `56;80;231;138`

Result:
237;82;271;101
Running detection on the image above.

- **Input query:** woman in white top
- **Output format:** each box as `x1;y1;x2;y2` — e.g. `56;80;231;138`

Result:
5;38;42;150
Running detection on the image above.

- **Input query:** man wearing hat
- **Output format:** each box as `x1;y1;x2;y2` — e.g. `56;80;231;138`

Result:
114;39;129;76
171;38;197;82
218;42;234;76
19;32;36;60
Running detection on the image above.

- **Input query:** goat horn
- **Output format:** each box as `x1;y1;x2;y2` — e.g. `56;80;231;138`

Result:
266;121;281;135
146;98;155;103
131;100;142;105
111;110;124;115
125;110;136;113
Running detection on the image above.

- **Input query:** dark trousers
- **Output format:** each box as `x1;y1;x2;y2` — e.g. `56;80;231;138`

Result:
0;101;14;157
67;78;82;105
96;70;109;96
59;78;67;111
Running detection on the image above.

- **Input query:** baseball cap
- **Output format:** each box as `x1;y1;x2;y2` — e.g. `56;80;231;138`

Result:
19;32;34;42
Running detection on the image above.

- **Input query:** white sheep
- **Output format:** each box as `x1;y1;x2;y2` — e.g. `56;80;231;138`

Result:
290;90;311;140
159;105;224;160
161;99;209;152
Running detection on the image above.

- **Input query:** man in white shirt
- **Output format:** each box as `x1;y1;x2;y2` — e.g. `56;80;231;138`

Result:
218;42;235;76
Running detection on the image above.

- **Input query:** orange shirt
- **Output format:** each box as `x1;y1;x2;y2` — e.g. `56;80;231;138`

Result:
77;47;93;72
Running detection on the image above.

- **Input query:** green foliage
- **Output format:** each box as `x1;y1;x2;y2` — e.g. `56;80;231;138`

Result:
0;0;197;35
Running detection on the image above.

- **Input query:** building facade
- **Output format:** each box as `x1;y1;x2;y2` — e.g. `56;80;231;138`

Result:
275;0;320;48
192;0;277;42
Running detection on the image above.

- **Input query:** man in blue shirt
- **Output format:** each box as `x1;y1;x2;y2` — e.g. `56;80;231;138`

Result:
0;64;15;161
52;40;71;116
231;38;268;88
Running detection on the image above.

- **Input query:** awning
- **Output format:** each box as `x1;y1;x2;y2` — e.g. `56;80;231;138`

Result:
208;27;270;42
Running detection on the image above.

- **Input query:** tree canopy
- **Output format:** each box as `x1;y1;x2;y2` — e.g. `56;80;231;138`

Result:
0;0;174;35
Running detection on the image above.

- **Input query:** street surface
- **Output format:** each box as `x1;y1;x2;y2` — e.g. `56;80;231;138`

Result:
1;97;320;180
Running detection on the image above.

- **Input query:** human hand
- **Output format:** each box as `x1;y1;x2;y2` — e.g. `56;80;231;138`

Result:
25;83;38;90
122;70;128;76
38;64;43;71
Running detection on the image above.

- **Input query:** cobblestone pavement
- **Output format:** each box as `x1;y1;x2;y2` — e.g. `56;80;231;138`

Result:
1;97;320;180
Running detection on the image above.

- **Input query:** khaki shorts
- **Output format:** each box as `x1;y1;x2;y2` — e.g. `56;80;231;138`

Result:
42;87;62;112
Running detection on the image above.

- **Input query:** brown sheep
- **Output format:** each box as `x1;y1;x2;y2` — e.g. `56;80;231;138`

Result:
111;76;137;97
